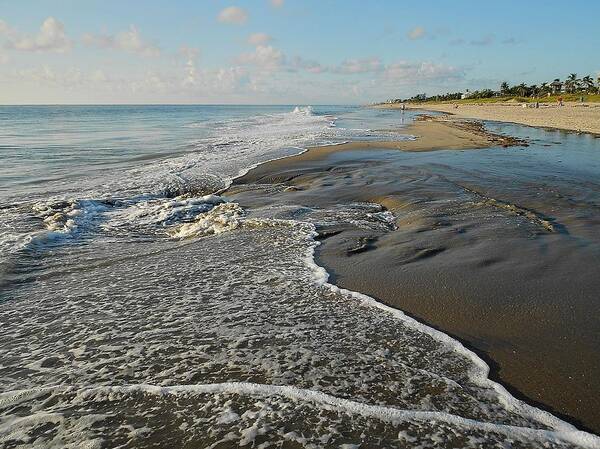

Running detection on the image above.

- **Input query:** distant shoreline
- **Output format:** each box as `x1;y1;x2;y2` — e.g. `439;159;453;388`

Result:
375;101;600;135
280;114;527;165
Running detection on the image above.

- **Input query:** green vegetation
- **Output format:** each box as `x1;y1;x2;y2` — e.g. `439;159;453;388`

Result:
386;74;600;104
426;93;600;105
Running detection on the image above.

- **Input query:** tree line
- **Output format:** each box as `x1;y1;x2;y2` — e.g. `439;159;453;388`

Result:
500;73;599;97
394;74;600;103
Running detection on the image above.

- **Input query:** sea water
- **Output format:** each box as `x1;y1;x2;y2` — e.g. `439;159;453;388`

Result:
0;105;598;448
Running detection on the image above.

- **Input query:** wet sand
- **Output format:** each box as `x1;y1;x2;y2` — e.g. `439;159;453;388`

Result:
297;116;525;159
227;117;600;434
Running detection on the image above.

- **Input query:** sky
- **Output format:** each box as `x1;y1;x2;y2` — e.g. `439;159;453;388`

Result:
0;0;599;104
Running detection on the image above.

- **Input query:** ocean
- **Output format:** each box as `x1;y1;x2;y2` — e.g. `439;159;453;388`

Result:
0;105;598;448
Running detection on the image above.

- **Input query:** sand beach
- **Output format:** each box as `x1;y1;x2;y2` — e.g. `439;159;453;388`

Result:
378;102;600;135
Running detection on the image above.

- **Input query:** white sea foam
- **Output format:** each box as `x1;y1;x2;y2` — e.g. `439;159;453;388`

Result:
0;198;110;255
2;211;598;447
292;105;314;115
124;105;408;200
1;381;598;448
136;106;336;195
169;202;245;238
31;199;110;235
102;194;225;231
0;107;325;253
1;106;410;255
2;106;595;448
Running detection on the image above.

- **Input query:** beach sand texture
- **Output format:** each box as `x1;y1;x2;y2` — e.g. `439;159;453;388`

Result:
378;102;600;135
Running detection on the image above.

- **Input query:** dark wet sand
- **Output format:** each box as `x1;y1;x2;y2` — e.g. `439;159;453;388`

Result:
226;118;600;434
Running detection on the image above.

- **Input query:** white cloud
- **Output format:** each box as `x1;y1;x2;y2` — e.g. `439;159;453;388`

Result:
184;60;197;86
0;20;10;35
179;46;199;61
89;69;109;83
288;57;382;75
213;67;249;91
333;58;382;74
169;47;252;94
407;26;426;40
270;0;284;7
179;46;200;86
290;56;325;74
0;60;260;103
238;45;283;69
82;26;160;57
11;65;87;86
129;71;172;94
218;6;248;25
1;17;71;53
15;65;58;83
384;61;462;83
244;51;458;88
0;21;467;105
285;57;380;75
180;65;251;95
247;32;272;46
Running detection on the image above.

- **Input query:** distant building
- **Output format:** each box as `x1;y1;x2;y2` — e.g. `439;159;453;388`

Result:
461;89;473;99
550;80;563;94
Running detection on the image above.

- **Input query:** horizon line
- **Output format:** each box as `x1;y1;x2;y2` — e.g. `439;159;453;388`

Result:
0;103;364;107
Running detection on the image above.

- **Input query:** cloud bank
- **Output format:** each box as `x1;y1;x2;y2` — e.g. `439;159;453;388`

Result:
0;13;469;104
82;26;160;57
0;17;71;53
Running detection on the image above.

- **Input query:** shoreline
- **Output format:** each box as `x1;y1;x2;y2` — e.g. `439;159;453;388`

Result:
375;102;600;136
313;243;597;436
232;115;527;181
227;115;600;435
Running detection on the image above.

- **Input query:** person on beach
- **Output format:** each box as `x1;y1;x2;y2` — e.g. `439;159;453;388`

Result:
558;96;564;106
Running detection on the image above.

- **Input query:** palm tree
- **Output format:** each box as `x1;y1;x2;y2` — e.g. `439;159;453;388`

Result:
581;75;594;93
530;84;539;97
565;73;579;93
500;81;509;95
540;82;549;95
517;83;528;97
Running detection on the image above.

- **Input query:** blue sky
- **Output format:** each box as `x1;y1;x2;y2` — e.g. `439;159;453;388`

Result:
0;0;598;104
